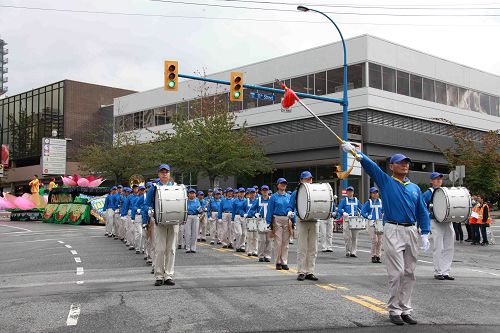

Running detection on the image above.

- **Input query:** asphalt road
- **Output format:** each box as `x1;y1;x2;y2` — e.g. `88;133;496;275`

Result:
1;219;499;333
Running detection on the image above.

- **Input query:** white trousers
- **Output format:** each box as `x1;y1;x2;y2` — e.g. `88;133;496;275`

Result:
105;209;114;235
185;215;200;251
154;223;179;280
431;220;455;276
272;216;290;265
383;223;418;316
126;215;135;246
145;218;155;259
343;222;360;255
113;212;121;238
258;231;272;259
221;213;232;246
297;221;319;275
209;212;219;243
177;222;185;247
368;225;383;257
319;218;333;251
246;229;258;255
234;215;245;249
199;213;207;240
134;215;144;252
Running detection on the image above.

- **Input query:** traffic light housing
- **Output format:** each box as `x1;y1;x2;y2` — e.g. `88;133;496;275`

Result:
164;60;178;91
230;72;243;102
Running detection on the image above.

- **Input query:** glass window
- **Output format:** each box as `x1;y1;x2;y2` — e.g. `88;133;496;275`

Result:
348;63;365;89
327;67;343;94
382;67;396;93
143;109;154;127
133;111;143;129
490;96;499;117
165;104;176;123
154;107;166;125
243;89;257;110
369;63;382;89
458;88;470;110
124;114;134;131
469;91;480;112
396;71;409;96
479;93;490;114
273;82;284;104
177;101;188;120
446;84;458;107
314;71;327;95
257;83;274;107
422;78;435;102
410;74;422;99
435;81;447;105
291;75;309;94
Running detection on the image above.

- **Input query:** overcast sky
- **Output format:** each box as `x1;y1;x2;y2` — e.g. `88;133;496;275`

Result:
1;0;499;96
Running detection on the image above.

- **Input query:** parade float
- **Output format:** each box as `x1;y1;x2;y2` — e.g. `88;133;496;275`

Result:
2;175;109;225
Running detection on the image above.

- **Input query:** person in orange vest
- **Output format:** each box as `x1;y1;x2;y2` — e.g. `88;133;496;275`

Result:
477;195;491;246
469;201;481;245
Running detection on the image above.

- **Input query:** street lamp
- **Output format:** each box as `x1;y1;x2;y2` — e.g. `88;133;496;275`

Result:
297;5;350;191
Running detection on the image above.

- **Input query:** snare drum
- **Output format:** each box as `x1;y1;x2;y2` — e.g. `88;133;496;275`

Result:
257;219;268;233
374;220;383;234
431;187;472;223
246;218;258;232
154;184;188;225
347;216;366;230
296;183;334;221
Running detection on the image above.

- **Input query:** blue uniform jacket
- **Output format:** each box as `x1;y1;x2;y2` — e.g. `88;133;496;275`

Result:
131;194;145;221
187;199;202;215
361;199;384;220
338;197;362;216
266;192;292;225
248;195;270;218
103;194;111;211
120;195;133;217
209;198;221;216
245;198;258;218
218;197;234;219
359;153;430;234
422;188;436;220
232;197;249;220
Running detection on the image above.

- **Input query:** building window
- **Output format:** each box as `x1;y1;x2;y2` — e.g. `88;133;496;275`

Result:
326;67;343;94
124;114;134;131
469;91;480;112
422;77;435;102
314;71;326;95
458;88;470;110
490;96;499;117
382;67;396;93
479;93;490;114
257;83;274;107
291;75;309;94
143;109;154;128
396;71;409;96
410;74;422;99
154;107;166;125
435;81;447;105
348;63;365;90
133;111;143;129
165;104;175;124
369;63;382;90
446;84;458;107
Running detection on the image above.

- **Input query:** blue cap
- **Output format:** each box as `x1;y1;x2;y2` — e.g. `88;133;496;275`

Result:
138;185;146;190
155;178;160;182
253;185;259;189
369;187;379;193
125;187;133;193
208;189;213;192
346;186;355;191
132;184;138;188
238;187;245;193
158;164;170;171
277;178;288;184
248;188;256;193
117;185;123;189
197;191;204;196
430;172;443;179
225;187;233;192
188;188;196;193
214;190;221;195
390;154;411;164
300;170;313;179
261;185;269;190
146;182;152;187
111;186;117;191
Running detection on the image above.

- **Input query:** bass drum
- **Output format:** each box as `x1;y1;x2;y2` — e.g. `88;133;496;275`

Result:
297;183;334;221
431;187;471;223
154;184;188;225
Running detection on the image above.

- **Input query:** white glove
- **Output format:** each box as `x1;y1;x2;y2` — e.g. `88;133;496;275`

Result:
136;209;141;214
204;208;208;212
120;216;126;221
148;209;154;217
287;211;295;219
255;213;261;218
341;142;356;153
368;214;372;220
114;209;120;214
342;212;349;217
142;224;147;229
218;219;222;223
243;214;248;218
421;234;430;252
197;207;204;213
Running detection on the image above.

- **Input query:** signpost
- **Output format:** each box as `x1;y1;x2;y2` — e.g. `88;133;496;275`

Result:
41;138;67;175
250;92;276;102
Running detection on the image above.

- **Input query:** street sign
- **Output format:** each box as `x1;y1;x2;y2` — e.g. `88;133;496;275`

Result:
250;92;276;102
449;170;459;182
41;137;67;175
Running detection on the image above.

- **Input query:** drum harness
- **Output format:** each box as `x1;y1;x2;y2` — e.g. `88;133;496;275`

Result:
368;199;382;220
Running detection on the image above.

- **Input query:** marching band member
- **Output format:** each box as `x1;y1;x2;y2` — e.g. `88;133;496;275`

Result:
362;187;384;263
289;171;320;281
144;182;155;264
113;185;123;240
206;189;214;240
249;185;272;262
245;188;259;257
142;164;179;286
423;172;455;281
185;189;202;253
319;202;337;253
338;186;362;258
208;190;222;245
197;191;208;242
343;143;430;326
103;186;117;237
132;185;146;255
219;188;234;249
232;188;248;253
121;187;134;249
266;178;293;270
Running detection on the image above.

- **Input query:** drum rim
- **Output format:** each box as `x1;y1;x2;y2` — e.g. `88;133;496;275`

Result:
155;184;188;224
296;182;334;221
431;186;472;223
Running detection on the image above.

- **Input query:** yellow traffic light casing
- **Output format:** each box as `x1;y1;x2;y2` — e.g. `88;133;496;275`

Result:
164;60;178;91
230;71;243;102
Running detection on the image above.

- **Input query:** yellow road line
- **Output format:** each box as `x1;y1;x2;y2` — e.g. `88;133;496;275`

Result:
197;242;209;247
234;254;254;260
329;284;349;291
342;296;388;315
315;284;337;291
215;248;232;253
357;295;386;306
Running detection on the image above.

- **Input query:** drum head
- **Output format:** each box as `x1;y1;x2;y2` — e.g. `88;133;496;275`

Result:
432;188;448;223
296;183;309;220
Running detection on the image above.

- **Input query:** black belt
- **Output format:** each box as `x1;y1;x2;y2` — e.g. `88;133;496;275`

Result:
386;221;414;227
223;211;231;213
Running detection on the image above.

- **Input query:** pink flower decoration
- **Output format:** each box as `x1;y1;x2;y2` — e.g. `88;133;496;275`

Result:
61;176;77;186
77;178;90;187
89;178;104;187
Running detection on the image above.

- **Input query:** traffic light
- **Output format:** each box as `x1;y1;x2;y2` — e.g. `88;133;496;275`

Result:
164;60;178;91
230;71;243;102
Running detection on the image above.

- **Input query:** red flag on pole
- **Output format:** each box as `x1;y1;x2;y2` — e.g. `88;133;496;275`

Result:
281;83;298;110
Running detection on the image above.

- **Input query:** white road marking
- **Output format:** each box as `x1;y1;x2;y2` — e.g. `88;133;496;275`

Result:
418;260;433;264
65;245;72;249
332;245;370;253
469;269;500;277
0;224;32;232
76;281;84;285
58;241;65;244
76;267;84;275
74;257;82;263
0;239;58;244
66;304;81;326
71;250;78;255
